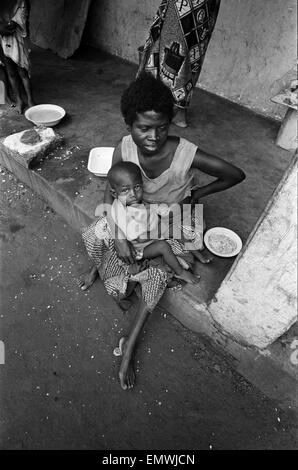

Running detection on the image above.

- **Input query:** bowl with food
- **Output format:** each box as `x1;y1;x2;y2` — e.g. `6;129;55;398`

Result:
25;104;66;127
204;227;242;258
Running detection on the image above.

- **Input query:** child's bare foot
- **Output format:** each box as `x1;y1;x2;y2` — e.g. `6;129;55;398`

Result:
172;107;188;128
118;338;135;390
16;99;25;114
77;266;98;290
193;249;213;264
175;269;200;284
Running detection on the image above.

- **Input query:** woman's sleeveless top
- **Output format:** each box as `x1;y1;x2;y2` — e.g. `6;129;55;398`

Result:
121;135;198;204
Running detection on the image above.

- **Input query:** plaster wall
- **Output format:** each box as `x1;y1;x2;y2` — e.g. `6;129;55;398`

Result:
208;156;297;349
29;0;91;58
85;0;297;119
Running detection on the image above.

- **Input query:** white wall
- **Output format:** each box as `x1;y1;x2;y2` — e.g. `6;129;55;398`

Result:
209;155;297;349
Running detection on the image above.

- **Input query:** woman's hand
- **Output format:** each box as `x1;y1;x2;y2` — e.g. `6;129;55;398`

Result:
114;238;136;265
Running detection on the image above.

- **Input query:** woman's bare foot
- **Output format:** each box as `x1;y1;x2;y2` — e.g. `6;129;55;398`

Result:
193;249;213;264
77;265;98;290
118;338;135;390
172;107;188;128
175;269;200;284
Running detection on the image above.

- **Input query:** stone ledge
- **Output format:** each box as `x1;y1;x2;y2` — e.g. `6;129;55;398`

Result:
0;127;63;169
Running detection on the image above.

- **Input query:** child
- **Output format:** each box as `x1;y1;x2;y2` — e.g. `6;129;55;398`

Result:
0;0;34;113
107;160;200;285
81;72;245;390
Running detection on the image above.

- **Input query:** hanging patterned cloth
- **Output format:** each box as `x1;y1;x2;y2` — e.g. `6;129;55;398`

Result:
141;0;221;108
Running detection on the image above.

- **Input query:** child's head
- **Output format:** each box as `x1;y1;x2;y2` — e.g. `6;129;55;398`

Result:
121;72;174;155
107;161;143;206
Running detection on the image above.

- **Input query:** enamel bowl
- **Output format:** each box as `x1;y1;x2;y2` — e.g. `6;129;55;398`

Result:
87;147;114;176
25;104;66;127
204;227;242;258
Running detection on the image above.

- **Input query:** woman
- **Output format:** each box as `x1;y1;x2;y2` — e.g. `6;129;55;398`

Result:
80;73;245;391
138;0;221;127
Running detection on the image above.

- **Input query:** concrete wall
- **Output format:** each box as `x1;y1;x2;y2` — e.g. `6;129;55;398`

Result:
85;0;297;119
29;0;91;58
208;155;297;349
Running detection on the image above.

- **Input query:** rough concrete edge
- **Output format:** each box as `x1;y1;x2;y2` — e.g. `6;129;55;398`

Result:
0;146;92;232
0;132;64;170
1;149;297;411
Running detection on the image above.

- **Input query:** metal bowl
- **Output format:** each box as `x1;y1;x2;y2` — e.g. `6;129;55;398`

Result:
25;104;66;127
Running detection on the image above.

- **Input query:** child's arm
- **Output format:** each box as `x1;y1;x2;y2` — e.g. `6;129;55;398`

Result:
190;148;245;203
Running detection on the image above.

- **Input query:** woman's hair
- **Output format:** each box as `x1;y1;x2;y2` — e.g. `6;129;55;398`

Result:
121;72;174;126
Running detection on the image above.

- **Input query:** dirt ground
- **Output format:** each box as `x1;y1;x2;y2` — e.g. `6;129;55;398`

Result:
0;167;297;450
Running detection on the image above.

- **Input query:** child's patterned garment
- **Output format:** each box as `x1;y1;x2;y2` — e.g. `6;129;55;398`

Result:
0;0;30;71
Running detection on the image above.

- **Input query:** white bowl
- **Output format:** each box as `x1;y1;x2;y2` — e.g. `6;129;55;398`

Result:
87;147;114;176
25;104;66;127
204;227;242;258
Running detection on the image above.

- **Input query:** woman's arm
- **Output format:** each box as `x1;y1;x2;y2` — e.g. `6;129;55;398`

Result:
190;148;245;202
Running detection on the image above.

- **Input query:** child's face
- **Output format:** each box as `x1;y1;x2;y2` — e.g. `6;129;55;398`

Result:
111;171;143;206
128;110;170;156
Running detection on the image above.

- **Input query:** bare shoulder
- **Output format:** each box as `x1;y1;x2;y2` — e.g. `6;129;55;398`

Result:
112;139;123;165
167;135;180;153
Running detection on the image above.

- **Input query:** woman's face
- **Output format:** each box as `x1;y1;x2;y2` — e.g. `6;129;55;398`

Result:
129;110;170;156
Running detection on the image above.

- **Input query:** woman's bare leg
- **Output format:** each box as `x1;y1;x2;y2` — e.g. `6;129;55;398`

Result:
172;106;188;128
77;265;98;290
118;298;151;390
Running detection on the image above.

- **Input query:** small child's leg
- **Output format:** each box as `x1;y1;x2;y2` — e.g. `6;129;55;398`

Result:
17;66;35;108
3;57;24;113
143;241;200;284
